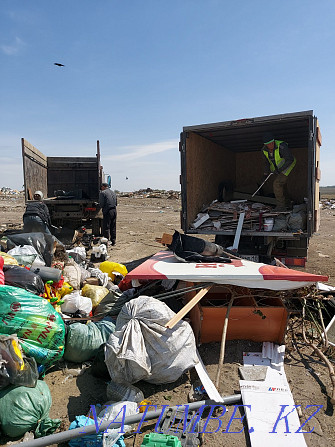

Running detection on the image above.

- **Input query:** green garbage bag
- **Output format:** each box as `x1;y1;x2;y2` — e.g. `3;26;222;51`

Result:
0;380;61;438
63;318;115;363
0;285;65;370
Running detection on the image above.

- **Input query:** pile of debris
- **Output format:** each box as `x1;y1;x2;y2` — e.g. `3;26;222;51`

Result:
0;187;22;196
0;230;334;446
119;188;181;200
192;200;274;231
321;198;335;210
191;199;307;233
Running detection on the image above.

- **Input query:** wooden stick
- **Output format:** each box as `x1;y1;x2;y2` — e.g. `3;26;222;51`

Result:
165;285;212;329
302;300;335;404
215;297;235;390
155;233;173;245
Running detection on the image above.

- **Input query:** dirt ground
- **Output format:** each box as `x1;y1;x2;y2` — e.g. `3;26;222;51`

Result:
0;194;335;446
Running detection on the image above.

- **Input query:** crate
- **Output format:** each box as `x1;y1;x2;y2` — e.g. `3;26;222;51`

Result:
184;284;288;344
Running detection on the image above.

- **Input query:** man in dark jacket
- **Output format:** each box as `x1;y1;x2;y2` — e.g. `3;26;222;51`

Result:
262;132;296;211
99;183;117;245
23;191;52;234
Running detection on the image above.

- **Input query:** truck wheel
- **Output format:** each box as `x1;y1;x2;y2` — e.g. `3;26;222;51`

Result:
92;219;101;236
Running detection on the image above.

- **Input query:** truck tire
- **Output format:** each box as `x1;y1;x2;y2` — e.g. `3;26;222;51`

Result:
92;218;102;237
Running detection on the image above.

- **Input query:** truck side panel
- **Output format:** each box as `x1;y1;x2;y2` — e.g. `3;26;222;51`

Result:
182;132;236;228
21;138;48;201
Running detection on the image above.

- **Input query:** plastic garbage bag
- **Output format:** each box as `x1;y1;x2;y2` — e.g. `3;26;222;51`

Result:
6;232;58;267
99;262;128;282
287;208;307;232
63;258;82;290
67;246;87;265
79;266;91;284
68;415;104;446
0;285;65;370
82;284;110;308
104;296;198;384
98;401;137;446
93;290;122;318
7;244;44;267
0;252;18;266
0;256;4;285
272;215;288;232
63;318;115;363
4;265;45;295
0;380;61;438
0;334;38;389
87;268;109;287
106;381;144;404
61;290;93;316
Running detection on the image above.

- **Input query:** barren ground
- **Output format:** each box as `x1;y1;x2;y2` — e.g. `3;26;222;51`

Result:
0;195;334;447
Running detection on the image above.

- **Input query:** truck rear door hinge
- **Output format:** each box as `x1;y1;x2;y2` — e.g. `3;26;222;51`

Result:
179;141;186;153
309;130;314;140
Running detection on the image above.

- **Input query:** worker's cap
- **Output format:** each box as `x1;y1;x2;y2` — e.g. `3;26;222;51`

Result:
263;132;274;145
33;190;43;200
101;183;109;188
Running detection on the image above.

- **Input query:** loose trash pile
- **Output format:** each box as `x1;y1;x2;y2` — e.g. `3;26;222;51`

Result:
0;227;334;446
191;199;307;233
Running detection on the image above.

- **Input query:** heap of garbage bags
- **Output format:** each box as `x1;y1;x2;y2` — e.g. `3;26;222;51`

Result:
0;231;198;443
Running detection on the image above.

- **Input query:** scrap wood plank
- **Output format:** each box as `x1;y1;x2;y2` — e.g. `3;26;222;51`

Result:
165;284;213;329
155;233;173;245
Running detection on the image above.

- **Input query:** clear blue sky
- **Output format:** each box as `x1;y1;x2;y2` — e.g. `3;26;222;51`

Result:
1;0;334;191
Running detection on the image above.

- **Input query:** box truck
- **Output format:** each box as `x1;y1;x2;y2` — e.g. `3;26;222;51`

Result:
180;110;322;265
22;138;109;234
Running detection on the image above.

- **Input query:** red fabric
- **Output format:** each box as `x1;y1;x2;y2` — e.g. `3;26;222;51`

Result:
0;256;4;285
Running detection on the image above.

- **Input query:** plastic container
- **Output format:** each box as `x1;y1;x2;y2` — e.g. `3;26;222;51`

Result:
31;266;62;283
106;381;144;404
263;217;274;232
141;433;181;447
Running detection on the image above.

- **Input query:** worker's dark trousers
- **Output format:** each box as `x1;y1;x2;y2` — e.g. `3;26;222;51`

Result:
23;215;51;234
102;208;117;243
273;173;290;209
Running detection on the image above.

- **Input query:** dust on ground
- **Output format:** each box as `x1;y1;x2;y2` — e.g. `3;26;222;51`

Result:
0;194;334;447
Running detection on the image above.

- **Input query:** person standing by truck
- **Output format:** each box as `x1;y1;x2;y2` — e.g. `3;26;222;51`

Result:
23;191;52;234
261;132;296;211
99;183;117;246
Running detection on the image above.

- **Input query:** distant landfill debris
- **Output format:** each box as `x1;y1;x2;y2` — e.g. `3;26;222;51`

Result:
0;187;22;195
118;188;181;199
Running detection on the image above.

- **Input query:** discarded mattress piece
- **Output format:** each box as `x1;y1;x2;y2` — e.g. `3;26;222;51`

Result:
126;250;329;291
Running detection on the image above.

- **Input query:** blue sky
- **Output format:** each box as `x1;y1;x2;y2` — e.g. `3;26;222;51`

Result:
1;0;335;191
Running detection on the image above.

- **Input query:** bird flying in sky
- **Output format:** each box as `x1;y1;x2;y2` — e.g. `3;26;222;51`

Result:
54;63;65;67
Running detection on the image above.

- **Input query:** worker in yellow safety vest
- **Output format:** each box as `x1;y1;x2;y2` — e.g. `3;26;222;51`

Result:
261;132;296;211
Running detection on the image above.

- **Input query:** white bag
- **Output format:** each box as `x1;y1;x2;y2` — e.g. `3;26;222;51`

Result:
104;296;198;384
60;291;92;315
7;245;45;266
97;401;138;447
63;259;82;289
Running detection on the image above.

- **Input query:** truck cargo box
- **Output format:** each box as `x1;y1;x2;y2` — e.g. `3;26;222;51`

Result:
22;138;108;232
180;111;322;262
